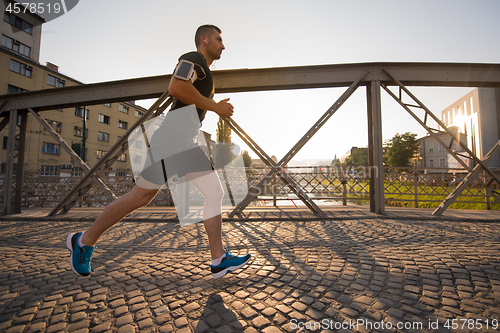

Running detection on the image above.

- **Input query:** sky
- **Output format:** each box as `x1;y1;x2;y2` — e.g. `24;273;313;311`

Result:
38;0;500;163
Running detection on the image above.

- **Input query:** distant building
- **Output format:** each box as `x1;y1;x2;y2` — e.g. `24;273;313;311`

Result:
440;88;500;168
413;126;469;172
340;147;364;164
251;155;277;168
340;147;374;165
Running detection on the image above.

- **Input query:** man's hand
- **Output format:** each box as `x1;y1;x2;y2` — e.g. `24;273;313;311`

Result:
215;98;234;118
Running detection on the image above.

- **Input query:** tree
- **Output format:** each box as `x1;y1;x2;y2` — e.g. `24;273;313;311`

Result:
241;149;252;167
216;117;231;143
384;132;419;167
215;117;234;167
342;148;368;166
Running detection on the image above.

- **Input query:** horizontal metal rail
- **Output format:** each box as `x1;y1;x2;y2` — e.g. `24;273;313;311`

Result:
1;62;500;112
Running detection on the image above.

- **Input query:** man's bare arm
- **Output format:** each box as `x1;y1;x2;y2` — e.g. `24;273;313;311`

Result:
168;77;233;118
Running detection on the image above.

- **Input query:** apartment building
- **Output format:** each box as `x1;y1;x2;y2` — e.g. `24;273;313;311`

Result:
1;0;148;176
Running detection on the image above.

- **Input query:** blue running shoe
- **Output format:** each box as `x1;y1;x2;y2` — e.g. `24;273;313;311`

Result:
66;232;94;277
210;251;251;279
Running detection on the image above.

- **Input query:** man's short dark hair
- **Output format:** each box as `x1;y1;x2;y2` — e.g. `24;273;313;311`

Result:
195;24;221;48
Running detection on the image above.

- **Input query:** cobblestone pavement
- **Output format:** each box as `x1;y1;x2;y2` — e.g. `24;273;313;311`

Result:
1;217;500;333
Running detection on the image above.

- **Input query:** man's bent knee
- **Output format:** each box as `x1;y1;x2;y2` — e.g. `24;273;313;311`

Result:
214;183;224;201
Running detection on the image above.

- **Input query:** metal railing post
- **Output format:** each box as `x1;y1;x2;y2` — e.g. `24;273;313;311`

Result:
414;172;419;208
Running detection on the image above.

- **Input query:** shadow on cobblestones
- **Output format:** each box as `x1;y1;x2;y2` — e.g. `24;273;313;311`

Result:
1;218;500;332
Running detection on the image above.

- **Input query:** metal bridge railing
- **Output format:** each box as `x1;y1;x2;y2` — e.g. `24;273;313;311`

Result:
1;166;497;210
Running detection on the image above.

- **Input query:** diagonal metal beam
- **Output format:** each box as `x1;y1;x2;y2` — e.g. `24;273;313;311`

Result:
382;84;500;204
229;70;369;217
224;118;324;216
433;140;500;215
0;100;11;114
382;70;500;208
48;92;172;216
28;109;116;200
0;101;12;133
383;69;500;185
382;85;472;170
0;115;9;133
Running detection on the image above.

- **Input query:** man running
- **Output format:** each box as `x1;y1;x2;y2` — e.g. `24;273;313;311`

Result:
66;24;251;280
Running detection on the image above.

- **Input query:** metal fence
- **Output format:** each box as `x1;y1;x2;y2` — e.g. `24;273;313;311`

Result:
257;165;498;209
0;166;498;210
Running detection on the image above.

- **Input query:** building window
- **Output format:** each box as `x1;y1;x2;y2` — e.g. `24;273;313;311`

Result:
98;132;110;142
7;84;28;94
96;150;107;159
74;126;88;138
0;162;18;174
75;107;89;118
438;144;445;152
1;35;31;57
9;59;32;77
132;155;142;163
118;120;128;129
428;145;434;153
119;104;129;114
3;136;19;149
429;159;434;167
117;153;127;162
41;165;59;176
103;103;111;107
98;114;110;124
71;143;87;160
46;120;62;133
3;11;33;34
439;158;446;167
117;171;126;176
42;142;60;154
47;74;65;87
133;141;142;149
135;110;144;118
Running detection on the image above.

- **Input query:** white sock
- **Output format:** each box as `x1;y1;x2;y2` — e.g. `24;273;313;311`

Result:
211;252;226;266
78;233;86;248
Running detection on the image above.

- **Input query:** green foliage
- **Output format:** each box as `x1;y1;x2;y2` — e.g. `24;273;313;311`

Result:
216;117;231;143
385;132;419;167
342;148;368;166
215;117;234;166
241;149;252;167
332;155;341;167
